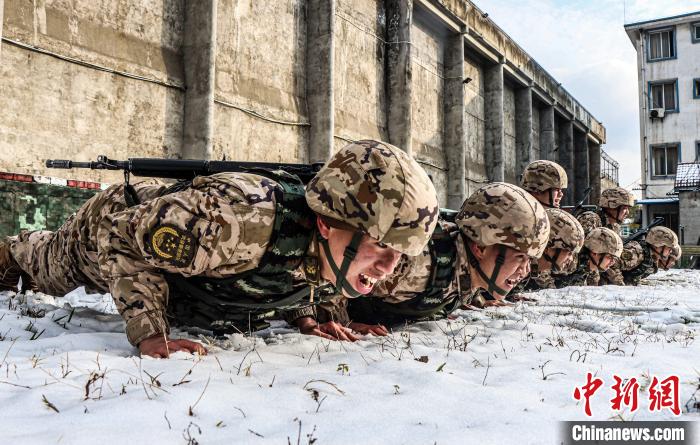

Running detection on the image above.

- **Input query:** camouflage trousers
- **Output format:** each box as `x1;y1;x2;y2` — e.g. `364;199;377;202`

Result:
8;182;165;296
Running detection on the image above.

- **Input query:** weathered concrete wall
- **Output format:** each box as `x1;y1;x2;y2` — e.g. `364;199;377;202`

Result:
503;81;517;183
0;0;185;183
411;8;446;203
213;0;308;163
334;0;387;152
0;0;607;204
680;191;700;245
463;53;487;196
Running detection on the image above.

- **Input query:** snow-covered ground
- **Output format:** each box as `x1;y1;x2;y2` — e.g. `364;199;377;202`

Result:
0;270;698;444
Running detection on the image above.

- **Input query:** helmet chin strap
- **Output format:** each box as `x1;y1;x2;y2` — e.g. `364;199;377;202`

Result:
548;189;555;208
319;231;364;298
542;248;562;272
465;236;509;297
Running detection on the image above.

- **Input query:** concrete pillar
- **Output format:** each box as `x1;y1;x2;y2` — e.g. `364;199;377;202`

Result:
559;120;575;206
484;61;504;182
0;0;4;60
540;105;555;161
573;130;590;203
182;0;217;160
307;0;335;163
515;86;533;179
443;30;465;210
386;0;412;154
588;140;602;205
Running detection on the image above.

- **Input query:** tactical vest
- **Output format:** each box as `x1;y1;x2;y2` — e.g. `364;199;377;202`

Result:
347;222;458;325
622;240;657;286
160;170;336;335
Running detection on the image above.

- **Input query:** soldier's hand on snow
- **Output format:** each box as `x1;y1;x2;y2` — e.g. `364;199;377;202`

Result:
348;322;389;336
507;293;537;302
482;299;512;307
296;317;360;342
139;334;208;358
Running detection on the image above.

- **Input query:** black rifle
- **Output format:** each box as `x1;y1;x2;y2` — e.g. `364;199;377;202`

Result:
46;155;325;184
561;186;593;217
624;217;665;245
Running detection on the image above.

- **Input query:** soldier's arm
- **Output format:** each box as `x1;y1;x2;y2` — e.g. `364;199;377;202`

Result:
97;186;254;346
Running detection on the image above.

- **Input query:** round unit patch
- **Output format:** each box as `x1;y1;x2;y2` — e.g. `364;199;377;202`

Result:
150;224;196;267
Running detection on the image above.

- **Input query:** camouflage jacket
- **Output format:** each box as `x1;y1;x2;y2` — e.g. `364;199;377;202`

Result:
97;172;323;346
621;240;657;285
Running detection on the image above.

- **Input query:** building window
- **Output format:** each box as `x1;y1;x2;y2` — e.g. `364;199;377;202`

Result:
696;141;700;162
693;22;700;43
694;78;700;99
651;143;678;177
649;80;678;111
647;28;676;60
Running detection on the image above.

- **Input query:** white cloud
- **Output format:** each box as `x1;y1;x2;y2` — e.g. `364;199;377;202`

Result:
472;0;700;188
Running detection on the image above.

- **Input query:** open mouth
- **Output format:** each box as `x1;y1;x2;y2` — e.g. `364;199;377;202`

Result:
357;273;379;293
504;277;519;289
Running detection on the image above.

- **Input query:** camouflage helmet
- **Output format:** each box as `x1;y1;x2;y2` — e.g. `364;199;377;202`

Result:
306;139;439;256
456;182;550;257
520;160;568;193
584;227;623;257
599;187;635;209
546;208;585;253
645;226;678;249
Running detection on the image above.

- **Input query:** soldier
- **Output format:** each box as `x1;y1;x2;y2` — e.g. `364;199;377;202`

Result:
577;187;635;236
553;227;623;288
339;182;549;326
520;160;568;208
607;226;678;286
660;244;682;270
511;208;585;294
0;140;439;358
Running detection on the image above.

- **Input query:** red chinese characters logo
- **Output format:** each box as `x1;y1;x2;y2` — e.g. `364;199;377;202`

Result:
573;374;680;417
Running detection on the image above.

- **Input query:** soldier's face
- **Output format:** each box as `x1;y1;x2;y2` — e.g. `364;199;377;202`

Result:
317;221;402;295
589;252;614;271
471;244;530;298
530;188;563;208
605;205;629;223
540;247;574;271
652;246;672;263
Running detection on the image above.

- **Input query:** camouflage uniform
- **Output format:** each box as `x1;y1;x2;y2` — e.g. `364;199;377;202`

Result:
609;226;678;286
575;187;633;284
520;160;568;208
3;140;439;346
512;208;585;293
554;227;623;288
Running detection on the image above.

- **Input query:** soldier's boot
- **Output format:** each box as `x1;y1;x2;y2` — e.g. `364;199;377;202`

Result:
0;240;22;292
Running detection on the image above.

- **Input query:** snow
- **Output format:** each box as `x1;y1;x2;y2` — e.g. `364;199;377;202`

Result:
0;270;698;444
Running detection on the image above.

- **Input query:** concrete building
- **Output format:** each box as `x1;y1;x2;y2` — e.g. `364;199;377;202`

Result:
1;0;607;208
625;11;700;236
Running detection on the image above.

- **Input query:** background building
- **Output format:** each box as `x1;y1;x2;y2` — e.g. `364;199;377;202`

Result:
1;0;608;213
625;11;700;236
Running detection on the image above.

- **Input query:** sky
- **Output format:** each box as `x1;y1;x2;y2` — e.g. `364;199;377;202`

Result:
471;0;700;191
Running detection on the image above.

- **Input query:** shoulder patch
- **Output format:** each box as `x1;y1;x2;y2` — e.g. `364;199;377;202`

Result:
150;224;196;267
